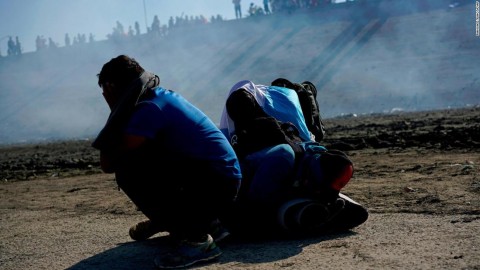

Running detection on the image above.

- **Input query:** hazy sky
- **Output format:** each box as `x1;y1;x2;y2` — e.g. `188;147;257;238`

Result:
0;0;266;54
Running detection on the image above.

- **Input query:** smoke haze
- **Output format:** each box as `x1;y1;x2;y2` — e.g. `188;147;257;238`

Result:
0;0;478;145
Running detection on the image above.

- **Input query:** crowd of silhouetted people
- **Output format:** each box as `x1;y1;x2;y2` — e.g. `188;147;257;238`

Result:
4;36;22;56
5;0;463;59
0;0;349;58
1;0;353;58
107;12;227;43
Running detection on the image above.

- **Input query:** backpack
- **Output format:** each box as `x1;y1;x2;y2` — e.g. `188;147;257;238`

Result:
271;78;325;142
225;89;305;158
292;142;354;203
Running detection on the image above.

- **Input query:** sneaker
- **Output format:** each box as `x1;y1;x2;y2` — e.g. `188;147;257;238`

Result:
129;220;164;241
295;202;330;230
278;198;346;233
167;220;231;245
299;198;346;227
277;198;315;231
328;193;368;231
154;234;222;269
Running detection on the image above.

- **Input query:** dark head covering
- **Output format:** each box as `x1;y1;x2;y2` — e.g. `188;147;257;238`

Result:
92;70;160;151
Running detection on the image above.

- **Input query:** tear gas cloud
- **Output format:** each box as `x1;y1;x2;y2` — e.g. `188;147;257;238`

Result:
0;0;478;145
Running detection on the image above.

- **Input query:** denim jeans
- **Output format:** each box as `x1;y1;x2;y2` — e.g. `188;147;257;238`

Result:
225;143;296;234
241;143;296;207
115;151;240;238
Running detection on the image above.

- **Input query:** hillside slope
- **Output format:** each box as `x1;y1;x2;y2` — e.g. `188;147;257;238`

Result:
0;0;477;144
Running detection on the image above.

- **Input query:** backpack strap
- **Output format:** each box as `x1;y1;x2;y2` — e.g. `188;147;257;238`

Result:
300;81;325;142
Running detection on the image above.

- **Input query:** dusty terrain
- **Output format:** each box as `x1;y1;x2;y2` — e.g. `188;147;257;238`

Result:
1;106;479;270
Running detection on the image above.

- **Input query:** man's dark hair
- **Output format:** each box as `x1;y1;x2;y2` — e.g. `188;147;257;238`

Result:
97;55;145;88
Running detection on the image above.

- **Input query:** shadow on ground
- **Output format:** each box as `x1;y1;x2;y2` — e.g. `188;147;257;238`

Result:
67;231;356;269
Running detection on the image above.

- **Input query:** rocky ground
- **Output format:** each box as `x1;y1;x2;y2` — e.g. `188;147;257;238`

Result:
1;106;479;269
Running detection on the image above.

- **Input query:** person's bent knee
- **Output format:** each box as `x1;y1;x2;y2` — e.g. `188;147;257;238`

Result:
266;144;295;168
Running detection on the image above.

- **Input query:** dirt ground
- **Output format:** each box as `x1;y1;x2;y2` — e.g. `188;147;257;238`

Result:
1;106;479;270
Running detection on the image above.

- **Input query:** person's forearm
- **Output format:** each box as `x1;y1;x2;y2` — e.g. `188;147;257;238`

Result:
100;150;116;173
99;134;147;173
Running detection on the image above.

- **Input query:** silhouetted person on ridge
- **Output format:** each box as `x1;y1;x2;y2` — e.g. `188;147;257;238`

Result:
7;36;15;56
14;36;22;55
151;15;161;35
248;2;264;16
115;21;125;37
77;33;86;44
264;0;271;14
135;21;141;36
36;35;47;51
48;37;57;49
233;0;242;19
65;33;71;47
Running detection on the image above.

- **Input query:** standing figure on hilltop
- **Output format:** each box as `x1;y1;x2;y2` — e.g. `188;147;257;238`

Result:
48;37;57;49
134;21;141;36
117;21;125;34
65;33;71;47
233;0;242;19
168;16;174;29
264;0;271;14
89;33;95;43
78;33;87;44
151;15;161;35
36;35;47;51
14;36;22;55
7;36;15;56
92;55;242;269
113;21;125;38
128;26;134;37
